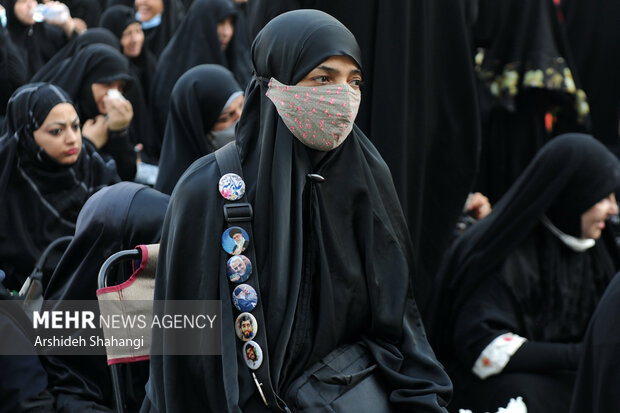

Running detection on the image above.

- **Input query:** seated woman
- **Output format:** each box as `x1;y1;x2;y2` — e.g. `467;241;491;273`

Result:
4;0;77;78
426;134;620;413
154;64;243;195
99;5;158;163
134;0;182;58
32;43;141;180
143;9;452;412
149;0;252;159
0;83;119;293
42;181;169;412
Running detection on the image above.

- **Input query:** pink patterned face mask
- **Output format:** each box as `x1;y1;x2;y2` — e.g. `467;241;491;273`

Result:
265;77;361;151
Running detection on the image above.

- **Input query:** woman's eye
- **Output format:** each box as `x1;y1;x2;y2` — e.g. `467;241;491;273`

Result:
72;124;80;131
49;128;62;136
350;79;363;88
313;75;330;83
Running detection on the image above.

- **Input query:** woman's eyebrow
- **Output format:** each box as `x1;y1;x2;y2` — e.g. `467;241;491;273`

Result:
315;65;362;77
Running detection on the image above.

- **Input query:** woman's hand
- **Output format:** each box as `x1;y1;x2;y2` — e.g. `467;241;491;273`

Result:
104;95;134;131
82;115;109;149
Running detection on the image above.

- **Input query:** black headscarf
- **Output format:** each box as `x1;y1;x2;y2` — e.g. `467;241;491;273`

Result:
149;0;252;157
99;4;158;94
32;27;121;84
154;64;242;195
427;133;620;361
4;0;72;79
31;43;133;121
0;83;119;291
100;6;159;158
141;0;183;58
144;9;452;412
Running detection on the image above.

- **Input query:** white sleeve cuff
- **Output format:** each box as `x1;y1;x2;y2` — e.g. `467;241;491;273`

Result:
472;333;527;379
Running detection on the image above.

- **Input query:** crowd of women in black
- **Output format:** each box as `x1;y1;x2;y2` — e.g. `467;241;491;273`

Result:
0;0;619;412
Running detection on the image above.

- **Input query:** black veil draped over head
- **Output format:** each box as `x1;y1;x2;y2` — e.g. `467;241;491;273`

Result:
42;181;169;412
33;27;122;83
150;0;252;156
99;5;158;102
0;83;119;291
144;9;451;413
154;64;242;195
31;43;133;123
141;0;183;58
426;133;620;361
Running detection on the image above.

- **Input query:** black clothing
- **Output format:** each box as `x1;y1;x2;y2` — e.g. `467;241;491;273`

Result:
150;0;252;158
4;0;73;79
426;134;620;412
154;64;242;194
0;83;119;292
0;25;26;120
143;9;452;413
33;27;121;82
0;293;54;413
42;181;169;412
65;0;102;29
570;272;620;412
246;0;481;311
563;0;620;154
32;44;138;180
472;0;589;204
99;6;158;161
141;0;183;58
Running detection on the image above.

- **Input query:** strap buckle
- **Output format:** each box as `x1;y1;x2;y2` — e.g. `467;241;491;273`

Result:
223;203;253;223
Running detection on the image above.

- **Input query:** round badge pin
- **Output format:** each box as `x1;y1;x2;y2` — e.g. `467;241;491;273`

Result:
232;284;258;312
243;340;263;370
219;173;245;201
227;255;252;283
235;312;258;342
221;226;250;256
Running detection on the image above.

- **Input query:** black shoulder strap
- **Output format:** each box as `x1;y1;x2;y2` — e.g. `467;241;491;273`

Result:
214;143;290;412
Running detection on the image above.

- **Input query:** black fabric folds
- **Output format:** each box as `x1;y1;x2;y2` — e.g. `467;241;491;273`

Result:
570;272;620;412
144;9;452;413
154;64;241;195
149;0;252;157
562;0;620;153
472;0;589;204
141;0;183;58
0;291;54;413
42;181;169;412
0;26;26;119
33;27;121;84
0;83;119;292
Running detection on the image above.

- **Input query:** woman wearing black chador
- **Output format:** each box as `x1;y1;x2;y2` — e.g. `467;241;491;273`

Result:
142;9;452;413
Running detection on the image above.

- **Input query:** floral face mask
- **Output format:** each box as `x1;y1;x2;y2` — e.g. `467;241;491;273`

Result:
265;78;361;151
